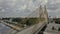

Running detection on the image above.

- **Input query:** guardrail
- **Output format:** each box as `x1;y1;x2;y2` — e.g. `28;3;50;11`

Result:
34;22;48;34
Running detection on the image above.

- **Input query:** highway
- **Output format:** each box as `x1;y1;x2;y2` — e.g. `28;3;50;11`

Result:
34;22;48;34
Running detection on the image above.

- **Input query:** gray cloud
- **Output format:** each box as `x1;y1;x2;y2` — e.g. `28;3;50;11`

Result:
47;0;60;16
0;0;60;17
0;0;42;18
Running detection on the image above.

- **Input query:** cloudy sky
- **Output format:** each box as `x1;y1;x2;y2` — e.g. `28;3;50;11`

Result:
0;0;42;18
47;0;60;17
0;0;59;18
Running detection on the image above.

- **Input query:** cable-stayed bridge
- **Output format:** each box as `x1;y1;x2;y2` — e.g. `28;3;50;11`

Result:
0;5;48;34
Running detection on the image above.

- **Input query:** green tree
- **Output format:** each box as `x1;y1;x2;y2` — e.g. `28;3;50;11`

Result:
58;27;60;31
52;26;54;30
12;18;22;22
26;18;39;26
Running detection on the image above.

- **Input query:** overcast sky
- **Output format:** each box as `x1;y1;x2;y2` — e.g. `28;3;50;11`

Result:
47;0;60;17
0;0;59;18
0;0;42;18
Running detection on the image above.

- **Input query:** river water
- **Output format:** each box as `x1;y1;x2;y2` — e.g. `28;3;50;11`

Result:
0;23;14;34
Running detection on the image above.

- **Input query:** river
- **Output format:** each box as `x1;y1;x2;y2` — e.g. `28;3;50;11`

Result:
0;23;14;34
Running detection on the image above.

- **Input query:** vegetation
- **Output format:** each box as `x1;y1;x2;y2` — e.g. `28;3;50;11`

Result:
26;18;39;26
2;18;10;20
58;27;60;31
2;18;40;27
12;18;22;23
52;26;55;30
53;18;60;24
